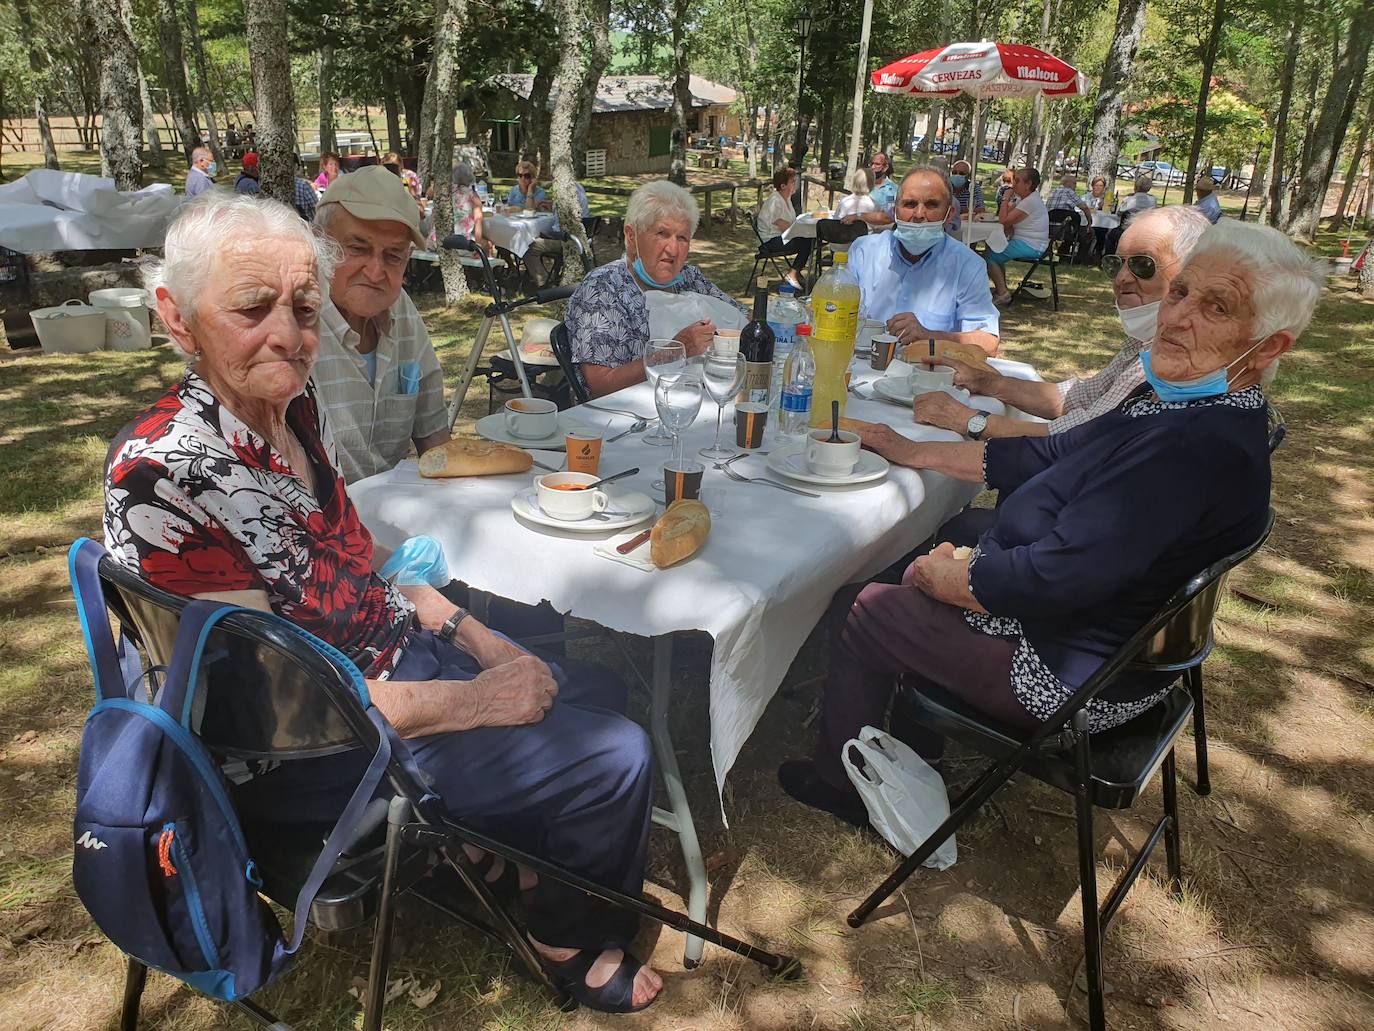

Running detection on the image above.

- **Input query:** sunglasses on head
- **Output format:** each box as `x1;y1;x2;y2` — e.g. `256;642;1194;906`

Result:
1101;254;1158;280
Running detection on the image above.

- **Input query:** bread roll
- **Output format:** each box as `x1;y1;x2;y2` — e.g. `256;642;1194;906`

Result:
900;338;992;370
650;500;710;568
418;437;534;478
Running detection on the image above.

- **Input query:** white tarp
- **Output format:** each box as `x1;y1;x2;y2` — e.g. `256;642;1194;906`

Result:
0;170;180;253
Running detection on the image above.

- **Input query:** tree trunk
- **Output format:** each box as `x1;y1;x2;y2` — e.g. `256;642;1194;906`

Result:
155;0;202;161
417;38;440;189
667;0;690;188
846;0;876;178
1287;0;1374;239
550;0;598;282
243;0;296;201
1330;88;1373;225
317;44;336;157
382;66;403;153
139;66;167;169
183;0;225;168
571;0;611;176
426;0;468;304
86;0;144;189
1086;0;1148;186
1182;0;1226;202
1266;3;1302;226
14;0;60;170
521;60;555;169
1029;0;1055;171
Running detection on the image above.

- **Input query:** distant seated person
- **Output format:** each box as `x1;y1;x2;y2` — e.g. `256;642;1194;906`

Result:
314;152;341;191
565;180;747;398
859;151;898;226
985;167;1051;306
779;220;1321;824
233;152;261;195
1046;173;1095;259
184;147;216;197
507;161;551;211
1194;175;1222;224
432;160;494;256
381;151;424;206
756;167;813;292
836;167;878;222
914;207;1209;444
845;166;999;356
1106;174;1158;254
292;154;318;221
944;159;986;233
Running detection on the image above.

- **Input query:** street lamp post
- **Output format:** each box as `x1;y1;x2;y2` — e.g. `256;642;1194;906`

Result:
790;9;813;213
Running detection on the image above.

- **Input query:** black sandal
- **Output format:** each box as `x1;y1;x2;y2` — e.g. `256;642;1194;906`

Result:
542;948;656;1014
464;852;530;901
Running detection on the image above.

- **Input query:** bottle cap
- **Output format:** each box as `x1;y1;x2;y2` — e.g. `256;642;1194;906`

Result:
797;324;812;335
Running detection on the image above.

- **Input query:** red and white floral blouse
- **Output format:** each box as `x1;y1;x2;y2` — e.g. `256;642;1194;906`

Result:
103;371;411;675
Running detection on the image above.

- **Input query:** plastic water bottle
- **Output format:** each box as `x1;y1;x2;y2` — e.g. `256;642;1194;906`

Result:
779;324;815;441
767;284;806;417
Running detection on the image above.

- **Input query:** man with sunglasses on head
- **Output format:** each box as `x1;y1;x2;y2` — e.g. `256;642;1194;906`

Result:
911;206;1211;441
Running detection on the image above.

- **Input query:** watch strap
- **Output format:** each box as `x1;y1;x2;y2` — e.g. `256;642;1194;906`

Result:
439;607;469;643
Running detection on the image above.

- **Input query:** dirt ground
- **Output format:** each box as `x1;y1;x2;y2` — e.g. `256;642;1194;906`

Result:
1;221;1371;1030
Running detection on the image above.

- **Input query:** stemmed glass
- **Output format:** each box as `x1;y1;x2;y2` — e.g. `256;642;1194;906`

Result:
698;351;746;460
641;338;686;447
654;370;704;472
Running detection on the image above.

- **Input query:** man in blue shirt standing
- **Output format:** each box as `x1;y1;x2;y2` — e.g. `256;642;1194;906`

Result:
845;166;1000;356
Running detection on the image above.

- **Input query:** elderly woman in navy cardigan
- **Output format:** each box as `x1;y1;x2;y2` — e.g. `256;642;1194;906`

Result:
780;221;1324;820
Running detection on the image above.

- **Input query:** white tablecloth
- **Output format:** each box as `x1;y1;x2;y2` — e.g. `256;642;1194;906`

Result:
1092;211;1121;230
484;212;558;255
782;213;823;243
0;170;179;252
963;219;1009;252
349;358;1038;802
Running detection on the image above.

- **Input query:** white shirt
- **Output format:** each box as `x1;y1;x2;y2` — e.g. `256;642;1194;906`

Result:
836;194;878;219
846;231;999;338
1009;191;1050;253
758;191;795;243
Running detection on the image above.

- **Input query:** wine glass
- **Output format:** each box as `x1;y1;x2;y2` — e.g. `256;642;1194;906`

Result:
698;351;746;460
654;370;704;472
641;338;686;447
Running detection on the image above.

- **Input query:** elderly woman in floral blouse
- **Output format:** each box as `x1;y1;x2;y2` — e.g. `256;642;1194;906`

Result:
102;192;663;1013
564;179;745;398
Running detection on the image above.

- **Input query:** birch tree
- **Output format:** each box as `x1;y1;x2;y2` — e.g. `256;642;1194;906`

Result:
668;0;692;187
317;43;336;156
550;0;604;282
139;66;167;169
426;0;469;304
85;0;143;189
1086;0;1148;185
244;0;297;201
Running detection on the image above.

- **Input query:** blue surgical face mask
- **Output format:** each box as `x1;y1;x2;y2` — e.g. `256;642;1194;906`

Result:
205;161;218;175
1139;338;1265;402
633;256;686;290
893;218;946;258
950;174;968;188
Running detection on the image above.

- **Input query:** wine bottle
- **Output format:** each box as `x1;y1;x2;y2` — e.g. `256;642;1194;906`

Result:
737;287;775;404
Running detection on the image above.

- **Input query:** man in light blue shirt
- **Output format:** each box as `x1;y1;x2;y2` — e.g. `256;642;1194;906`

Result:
845;166;1000;356
184;147;215;197
1194;176;1222;224
861;151;898;227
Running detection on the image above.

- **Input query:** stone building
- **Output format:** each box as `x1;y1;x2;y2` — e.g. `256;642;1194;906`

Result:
485;74;739;176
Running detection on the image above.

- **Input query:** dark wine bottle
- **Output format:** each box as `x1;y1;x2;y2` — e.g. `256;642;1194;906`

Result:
737;287;775;404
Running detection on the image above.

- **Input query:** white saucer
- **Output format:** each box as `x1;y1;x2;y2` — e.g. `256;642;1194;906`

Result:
870;376;1006;415
475;412;589;450
511;487;656;533
766;447;889;486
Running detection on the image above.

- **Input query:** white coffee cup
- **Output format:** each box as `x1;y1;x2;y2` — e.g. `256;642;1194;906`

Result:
504;397;558;439
805;429;862;477
712;330;741;360
910;364;956;392
534;472;610;521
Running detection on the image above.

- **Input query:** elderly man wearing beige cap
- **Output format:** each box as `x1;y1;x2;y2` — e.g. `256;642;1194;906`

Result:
311;164;450;484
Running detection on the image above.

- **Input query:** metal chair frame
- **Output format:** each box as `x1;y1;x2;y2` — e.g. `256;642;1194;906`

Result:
91;552;798;1031
849;510;1274;1031
743;211;792;293
1007;210;1076;311
548;321;591;407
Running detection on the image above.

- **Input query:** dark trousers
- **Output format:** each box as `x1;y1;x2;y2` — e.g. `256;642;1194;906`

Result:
814;564;1039;791
438;581;565;654
760;235;813;273
937;507;997;549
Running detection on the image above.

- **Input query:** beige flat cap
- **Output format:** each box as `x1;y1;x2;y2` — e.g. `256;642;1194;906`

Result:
319;164;425;247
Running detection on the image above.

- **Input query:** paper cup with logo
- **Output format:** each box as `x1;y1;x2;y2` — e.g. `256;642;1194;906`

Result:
663;461;704;504
870;333;900;371
734;402;768;449
565;429;604;475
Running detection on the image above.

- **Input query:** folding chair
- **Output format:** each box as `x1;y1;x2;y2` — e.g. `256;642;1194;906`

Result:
849;510;1274;1031
812;218;868;283
549;321;591;407
82;543;798;1031
743;211;792;293
1008;210;1075;311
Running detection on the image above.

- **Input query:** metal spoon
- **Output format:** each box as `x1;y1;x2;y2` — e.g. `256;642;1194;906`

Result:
587;467;639;489
606;418;649;443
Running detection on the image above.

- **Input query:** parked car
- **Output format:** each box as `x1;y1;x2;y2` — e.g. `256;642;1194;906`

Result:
1134;160;1187;185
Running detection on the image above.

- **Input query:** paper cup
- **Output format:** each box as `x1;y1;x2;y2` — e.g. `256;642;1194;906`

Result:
734;402;768;448
663;462;704;504
565;429;603;475
870;333;900;371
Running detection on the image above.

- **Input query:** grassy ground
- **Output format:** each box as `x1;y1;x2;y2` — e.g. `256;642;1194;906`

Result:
1;200;1372;1030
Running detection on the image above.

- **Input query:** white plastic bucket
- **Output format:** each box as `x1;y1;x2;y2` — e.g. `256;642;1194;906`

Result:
1333;256;1354;277
88;287;152;351
29;299;108;355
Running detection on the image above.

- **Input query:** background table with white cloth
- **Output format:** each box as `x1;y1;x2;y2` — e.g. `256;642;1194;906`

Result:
349;354;1039;964
483;211;558;255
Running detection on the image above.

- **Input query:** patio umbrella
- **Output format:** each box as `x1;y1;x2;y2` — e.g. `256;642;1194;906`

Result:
871;41;1089;244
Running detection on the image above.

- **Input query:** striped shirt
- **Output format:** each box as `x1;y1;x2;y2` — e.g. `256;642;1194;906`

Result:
1048;336;1148;433
310;293;449;483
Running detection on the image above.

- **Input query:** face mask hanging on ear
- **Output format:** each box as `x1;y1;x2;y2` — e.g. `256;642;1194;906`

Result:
1116;300;1161;342
1139;338;1265;402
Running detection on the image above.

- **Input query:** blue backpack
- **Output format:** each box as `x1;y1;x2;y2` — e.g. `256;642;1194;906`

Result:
67;538;392;1002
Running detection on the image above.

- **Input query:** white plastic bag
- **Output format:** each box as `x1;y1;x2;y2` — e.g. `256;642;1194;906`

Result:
644;290;747;342
842;726;957;870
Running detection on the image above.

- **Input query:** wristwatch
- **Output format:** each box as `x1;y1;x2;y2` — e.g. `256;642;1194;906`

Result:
965;413;989;440
439;607;470;644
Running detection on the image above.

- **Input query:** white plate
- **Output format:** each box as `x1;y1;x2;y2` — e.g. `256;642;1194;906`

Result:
510;487;656;533
766;447;890;486
871;375;972;407
475;412;589;450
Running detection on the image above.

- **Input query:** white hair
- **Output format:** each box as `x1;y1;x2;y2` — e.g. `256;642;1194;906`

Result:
626;180;699;236
1133;205;1210;262
847;167;873;195
145;192;340;319
190;146;211;165
452;161;475;187
1188;220;1325;340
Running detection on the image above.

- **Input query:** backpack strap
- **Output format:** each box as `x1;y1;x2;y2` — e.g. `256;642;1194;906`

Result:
68;538;147;702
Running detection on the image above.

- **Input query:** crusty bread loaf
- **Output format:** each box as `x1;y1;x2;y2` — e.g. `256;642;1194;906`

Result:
418;437;534;478
651;500;710;569
900;338;992;370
